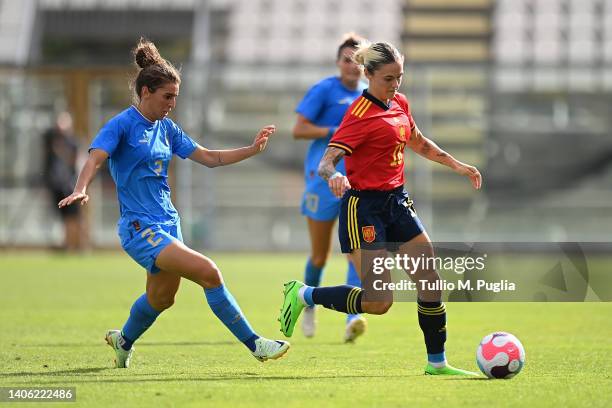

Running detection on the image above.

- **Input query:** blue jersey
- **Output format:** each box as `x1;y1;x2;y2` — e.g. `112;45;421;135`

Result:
296;76;366;183
296;76;366;221
90;106;197;226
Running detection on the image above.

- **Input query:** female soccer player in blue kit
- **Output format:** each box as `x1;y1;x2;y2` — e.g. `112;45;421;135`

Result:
293;34;368;342
280;41;482;375
58;38;289;368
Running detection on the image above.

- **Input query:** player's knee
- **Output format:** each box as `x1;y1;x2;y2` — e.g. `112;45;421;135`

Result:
149;293;175;311
365;300;393;315
198;261;223;288
310;254;328;268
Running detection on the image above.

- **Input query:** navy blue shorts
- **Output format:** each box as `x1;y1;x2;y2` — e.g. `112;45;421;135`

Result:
338;187;425;254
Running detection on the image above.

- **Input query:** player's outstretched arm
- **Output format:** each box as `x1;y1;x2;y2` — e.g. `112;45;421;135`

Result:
189;125;276;168
318;146;351;198
58;148;109;208
293;114;333;140
407;125;482;190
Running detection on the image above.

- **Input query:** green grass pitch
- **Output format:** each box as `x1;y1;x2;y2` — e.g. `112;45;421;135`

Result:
0;252;610;407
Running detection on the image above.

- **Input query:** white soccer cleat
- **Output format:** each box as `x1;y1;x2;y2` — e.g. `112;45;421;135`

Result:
251;337;290;362
344;316;367;343
301;306;317;338
105;329;134;368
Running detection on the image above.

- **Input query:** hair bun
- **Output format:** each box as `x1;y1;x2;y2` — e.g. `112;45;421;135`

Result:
352;40;371;66
133;37;164;69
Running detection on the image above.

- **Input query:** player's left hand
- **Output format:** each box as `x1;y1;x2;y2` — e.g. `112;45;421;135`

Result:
252;125;276;153
455;163;482;189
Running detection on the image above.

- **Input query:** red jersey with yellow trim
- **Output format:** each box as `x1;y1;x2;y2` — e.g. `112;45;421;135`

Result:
329;90;416;191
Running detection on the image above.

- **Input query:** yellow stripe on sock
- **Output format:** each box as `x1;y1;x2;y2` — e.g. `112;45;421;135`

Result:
347;287;360;314
351;288;361;314
346;289;354;314
418;311;446;316
418;304;446;312
418;306;446;316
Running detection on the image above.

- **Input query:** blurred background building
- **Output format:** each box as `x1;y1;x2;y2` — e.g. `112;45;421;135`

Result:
1;0;611;250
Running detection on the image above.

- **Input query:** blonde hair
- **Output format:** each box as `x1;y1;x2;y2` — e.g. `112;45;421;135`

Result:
352;41;403;73
131;37;181;102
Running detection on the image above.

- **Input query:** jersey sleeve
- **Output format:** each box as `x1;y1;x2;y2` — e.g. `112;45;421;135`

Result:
167;119;198;159
396;93;416;130
295;80;329;122
327;112;364;156
89;117;121;156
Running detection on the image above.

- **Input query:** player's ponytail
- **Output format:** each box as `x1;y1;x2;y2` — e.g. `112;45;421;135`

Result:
352;41;403;74
131;37;181;102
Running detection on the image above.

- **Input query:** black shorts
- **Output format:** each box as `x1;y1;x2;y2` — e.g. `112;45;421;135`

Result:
338;187;425;254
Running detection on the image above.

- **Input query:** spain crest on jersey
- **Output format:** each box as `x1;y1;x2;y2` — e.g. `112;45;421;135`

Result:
362;225;376;243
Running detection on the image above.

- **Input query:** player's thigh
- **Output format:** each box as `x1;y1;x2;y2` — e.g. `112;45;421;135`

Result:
396;231;440;281
155;240;222;288
306;217;336;266
146;270;181;310
386;192;426;252
347;248;389;281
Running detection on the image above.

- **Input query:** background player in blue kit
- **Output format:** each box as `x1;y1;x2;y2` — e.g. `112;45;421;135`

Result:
58;38;289;368
292;33;368;342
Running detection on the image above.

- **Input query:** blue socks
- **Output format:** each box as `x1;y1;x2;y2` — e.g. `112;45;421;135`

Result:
302;286;315;307
121;294;161;350
204;284;259;352
120;286;259;353
428;352;447;368
304;258;323;287
345;262;362;323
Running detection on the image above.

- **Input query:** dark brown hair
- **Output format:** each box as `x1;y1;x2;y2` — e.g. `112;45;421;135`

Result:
131;37;181;101
336;32;364;61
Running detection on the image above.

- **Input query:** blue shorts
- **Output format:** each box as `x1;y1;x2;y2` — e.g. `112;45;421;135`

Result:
118;219;183;273
301;179;341;221
338;187;425;254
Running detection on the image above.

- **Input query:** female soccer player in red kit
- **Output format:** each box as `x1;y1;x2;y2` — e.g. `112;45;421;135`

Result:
279;40;482;375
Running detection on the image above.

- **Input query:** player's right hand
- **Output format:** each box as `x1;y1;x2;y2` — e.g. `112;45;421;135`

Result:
253;125;276;153
58;192;89;208
328;174;351;198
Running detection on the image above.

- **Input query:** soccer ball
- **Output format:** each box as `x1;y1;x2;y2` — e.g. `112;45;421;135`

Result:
476;332;525;379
